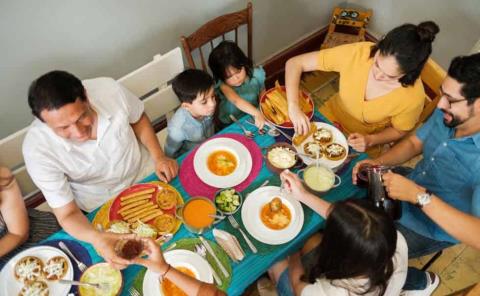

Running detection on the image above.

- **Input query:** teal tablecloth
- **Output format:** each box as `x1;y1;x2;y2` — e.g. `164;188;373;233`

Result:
44;111;367;296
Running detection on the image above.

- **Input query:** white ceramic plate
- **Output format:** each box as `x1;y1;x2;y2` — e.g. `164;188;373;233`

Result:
241;186;304;245
293;122;349;170
0;246;73;296
193;137;253;188
142;249;214;296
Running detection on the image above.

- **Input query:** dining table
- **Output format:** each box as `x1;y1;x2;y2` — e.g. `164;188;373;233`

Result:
39;110;368;296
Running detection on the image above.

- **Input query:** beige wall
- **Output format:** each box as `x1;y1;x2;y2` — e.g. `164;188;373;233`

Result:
0;0;341;138
348;0;480;68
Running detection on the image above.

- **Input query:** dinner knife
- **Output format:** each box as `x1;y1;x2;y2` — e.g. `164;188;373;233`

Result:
199;236;230;278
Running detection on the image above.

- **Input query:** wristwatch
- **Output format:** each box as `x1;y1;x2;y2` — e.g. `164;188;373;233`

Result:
415;189;432;208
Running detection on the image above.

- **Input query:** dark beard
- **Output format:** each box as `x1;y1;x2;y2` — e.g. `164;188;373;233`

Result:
441;108;471;128
444;116;463;128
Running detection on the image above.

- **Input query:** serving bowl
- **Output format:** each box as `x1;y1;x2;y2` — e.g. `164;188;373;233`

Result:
264;142;300;174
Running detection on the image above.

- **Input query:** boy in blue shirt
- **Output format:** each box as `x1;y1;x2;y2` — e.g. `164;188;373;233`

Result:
164;69;216;158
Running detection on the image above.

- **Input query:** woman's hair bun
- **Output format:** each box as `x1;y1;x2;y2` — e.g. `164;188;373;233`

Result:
417;21;439;42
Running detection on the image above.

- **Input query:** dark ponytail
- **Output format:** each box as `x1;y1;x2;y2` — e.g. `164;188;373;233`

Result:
370;21;440;86
416;21;439;43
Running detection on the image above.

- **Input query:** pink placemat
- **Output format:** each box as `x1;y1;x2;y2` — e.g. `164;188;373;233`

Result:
179;133;263;198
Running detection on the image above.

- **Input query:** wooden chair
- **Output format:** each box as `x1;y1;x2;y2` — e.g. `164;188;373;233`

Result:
418;58;447;124
118;47;184;146
0;128;34;200
321;7;372;49
180;2;252;71
0;47;184;208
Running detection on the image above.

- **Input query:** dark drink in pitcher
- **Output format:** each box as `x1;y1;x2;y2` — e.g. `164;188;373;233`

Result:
356;164;371;188
366;165;402;220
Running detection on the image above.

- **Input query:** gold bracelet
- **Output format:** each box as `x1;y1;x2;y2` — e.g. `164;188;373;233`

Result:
159;264;171;282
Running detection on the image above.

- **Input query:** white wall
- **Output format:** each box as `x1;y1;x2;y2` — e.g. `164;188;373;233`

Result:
348;0;480;68
0;0;340;138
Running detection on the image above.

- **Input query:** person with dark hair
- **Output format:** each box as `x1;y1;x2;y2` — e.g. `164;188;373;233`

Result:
22;70;178;268
208;40;266;128
0;166;60;269
353;52;480;295
286;21;439;157
267;170;407;296
164;69;216;158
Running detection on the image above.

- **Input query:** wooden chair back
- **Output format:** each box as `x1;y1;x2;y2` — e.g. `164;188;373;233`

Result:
181;2;252;71
0;128;36;199
118;47;184;144
418;58;447;124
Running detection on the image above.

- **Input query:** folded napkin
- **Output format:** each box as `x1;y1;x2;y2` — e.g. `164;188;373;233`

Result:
213;228;245;262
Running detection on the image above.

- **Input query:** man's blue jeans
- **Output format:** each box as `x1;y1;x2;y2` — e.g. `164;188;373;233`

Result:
396;223;454;290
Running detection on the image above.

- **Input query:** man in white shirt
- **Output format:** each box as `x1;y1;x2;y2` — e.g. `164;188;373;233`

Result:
23;70;178;267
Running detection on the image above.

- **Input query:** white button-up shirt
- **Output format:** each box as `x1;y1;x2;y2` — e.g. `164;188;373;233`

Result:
23;77;153;212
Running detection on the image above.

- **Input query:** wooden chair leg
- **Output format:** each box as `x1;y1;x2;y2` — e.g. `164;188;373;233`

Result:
421;250;443;271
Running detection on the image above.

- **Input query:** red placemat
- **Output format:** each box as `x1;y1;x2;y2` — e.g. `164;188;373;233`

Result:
179;133;263;198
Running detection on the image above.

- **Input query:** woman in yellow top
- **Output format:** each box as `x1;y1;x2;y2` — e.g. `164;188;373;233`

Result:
286;21;439;157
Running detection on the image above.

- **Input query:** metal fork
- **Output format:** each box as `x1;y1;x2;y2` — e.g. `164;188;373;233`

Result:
59;241;87;272
229;115;254;138
194;244;223;286
227;215;257;254
128;286;141;296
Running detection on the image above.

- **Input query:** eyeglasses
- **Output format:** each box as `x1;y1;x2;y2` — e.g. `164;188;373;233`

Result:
439;90;467;108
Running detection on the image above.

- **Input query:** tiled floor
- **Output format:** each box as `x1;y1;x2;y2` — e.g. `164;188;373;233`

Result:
409;244;480;295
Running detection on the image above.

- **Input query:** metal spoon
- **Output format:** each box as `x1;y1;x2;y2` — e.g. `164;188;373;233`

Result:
229;115;254;138
59;279;110;292
265;123;292;141
243;118;267;135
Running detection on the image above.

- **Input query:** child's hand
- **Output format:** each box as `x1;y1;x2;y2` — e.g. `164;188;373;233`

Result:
253;111;266;129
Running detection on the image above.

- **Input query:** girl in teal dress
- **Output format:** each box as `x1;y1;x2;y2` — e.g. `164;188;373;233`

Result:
208;41;266;128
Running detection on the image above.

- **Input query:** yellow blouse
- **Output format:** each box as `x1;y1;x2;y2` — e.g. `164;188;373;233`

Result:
317;42;426;156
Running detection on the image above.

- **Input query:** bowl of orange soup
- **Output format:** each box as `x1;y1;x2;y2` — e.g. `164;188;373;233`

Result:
176;197;223;234
161;265;196;296
207;150;238;176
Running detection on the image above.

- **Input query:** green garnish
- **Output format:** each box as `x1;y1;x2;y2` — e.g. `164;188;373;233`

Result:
215;189;241;213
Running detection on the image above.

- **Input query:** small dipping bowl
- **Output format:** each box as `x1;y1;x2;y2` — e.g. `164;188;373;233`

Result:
265;142;300;174
214;188;243;215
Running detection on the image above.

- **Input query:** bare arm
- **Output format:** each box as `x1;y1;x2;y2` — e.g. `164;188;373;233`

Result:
376;133;423;165
134;238;226;296
383;172;480;250
52;202;98;243
285;52;321;135
280;170;331;218
0;168;29;257
423;196;480;250
352;133;424;184
348;127;408;152
52;202;131;268
131;113;178;182
219;83;265;128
